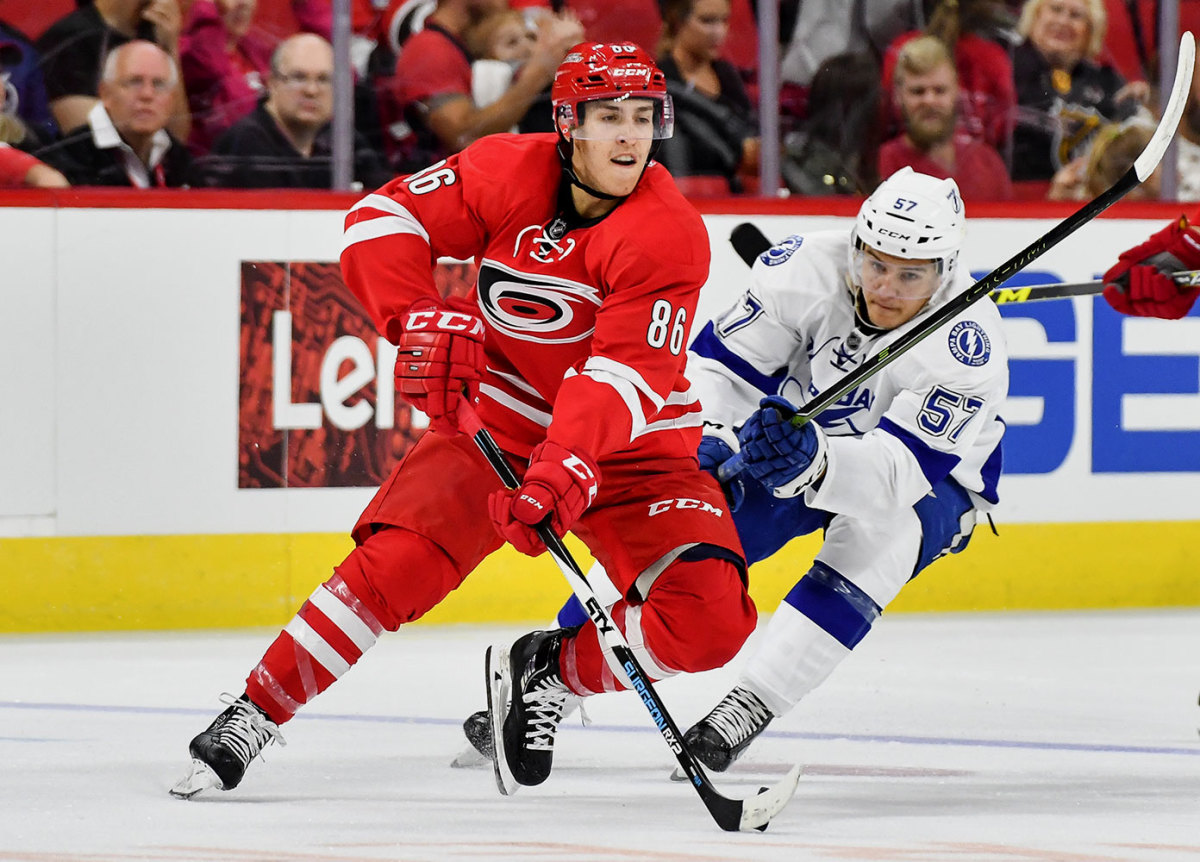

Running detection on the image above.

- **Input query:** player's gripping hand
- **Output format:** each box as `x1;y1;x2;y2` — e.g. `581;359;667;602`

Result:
738;395;827;498
1103;215;1200;319
395;297;486;435
697;422;745;511
489;441;600;556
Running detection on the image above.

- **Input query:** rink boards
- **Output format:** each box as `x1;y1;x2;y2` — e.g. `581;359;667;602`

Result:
1;193;1198;632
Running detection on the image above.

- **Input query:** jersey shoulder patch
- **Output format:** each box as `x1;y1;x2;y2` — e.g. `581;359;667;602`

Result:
760;234;803;266
947;320;992;367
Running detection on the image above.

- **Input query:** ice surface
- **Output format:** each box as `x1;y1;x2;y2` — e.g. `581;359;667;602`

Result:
2;609;1198;861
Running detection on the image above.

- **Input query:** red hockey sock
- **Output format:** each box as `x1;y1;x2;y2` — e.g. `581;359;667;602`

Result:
245;527;466;724
559;558;756;695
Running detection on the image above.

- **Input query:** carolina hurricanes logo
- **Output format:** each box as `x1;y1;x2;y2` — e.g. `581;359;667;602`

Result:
477;259;601;343
515;223;576;264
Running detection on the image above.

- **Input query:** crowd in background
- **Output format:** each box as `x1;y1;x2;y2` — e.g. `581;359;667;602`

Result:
0;0;1196;201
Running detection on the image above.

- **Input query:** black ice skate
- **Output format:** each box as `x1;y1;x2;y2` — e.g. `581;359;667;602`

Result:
683;685;774;773
486;629;572;794
170;693;285;799
451;691;589;769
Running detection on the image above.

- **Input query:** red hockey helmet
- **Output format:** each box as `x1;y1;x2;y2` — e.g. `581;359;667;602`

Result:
551;42;674;141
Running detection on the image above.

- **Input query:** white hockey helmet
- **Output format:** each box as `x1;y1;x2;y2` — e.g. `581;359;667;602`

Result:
850;167;967;301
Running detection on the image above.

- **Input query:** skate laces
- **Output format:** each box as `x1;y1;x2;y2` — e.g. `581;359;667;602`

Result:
213;693;286;765
521;677;571;752
705;686;772;746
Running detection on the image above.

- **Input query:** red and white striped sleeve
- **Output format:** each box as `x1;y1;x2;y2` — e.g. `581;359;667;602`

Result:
340;153;487;343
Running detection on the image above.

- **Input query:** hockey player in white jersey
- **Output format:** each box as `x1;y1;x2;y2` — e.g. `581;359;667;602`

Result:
456;166;1008;772
677;166;1007;769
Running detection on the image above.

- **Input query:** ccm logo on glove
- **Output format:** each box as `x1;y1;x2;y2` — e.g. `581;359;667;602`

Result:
405;308;486;335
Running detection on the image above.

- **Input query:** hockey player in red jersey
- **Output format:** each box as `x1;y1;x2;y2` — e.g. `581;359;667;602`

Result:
171;42;754;798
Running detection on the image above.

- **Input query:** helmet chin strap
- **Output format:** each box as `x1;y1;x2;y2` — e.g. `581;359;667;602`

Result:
556;133;660;202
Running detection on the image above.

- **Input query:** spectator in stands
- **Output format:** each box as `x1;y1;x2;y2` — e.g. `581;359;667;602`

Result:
0;77;67;187
34;41;193;187
1047;117;1158;200
35;0;191;143
464;8;536;116
0;141;68;188
881;0;1017;157
1174;59;1200;202
879;36;1012;199
199;33;391;189
181;0;275;156
781;51;881;196
654;0;758;193
1;19;58;145
776;0;920;132
1011;0;1149;182
382;0;580;172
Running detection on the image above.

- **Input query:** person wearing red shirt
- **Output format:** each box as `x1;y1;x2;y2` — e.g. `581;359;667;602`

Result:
0;142;67;187
878;35;1012;200
880;0;1016;155
380;0;579;171
180;0;275;155
171;43;753;800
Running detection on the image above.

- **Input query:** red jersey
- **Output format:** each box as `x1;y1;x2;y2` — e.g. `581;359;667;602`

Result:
878;134;1013;200
342;133;711;465
0;143;38;187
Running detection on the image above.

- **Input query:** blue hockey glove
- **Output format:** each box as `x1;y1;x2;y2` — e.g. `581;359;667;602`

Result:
737;395;828;498
697;422;745;511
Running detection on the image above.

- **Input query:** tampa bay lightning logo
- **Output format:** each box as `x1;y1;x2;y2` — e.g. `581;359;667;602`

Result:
760;235;803;266
948;321;991;367
477;259;601;344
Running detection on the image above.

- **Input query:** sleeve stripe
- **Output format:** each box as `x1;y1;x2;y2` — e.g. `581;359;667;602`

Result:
342;214;430;254
478;383;553;427
348;193;419;219
877;416;962;487
581;366;647;438
689;321;786;395
582;355;665;412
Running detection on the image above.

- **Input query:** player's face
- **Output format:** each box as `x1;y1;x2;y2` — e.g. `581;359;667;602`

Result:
896;62;957;148
858;247;939;330
570;99;655;198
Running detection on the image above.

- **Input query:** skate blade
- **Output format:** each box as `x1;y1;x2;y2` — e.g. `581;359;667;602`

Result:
485;643;519;797
169;758;223;799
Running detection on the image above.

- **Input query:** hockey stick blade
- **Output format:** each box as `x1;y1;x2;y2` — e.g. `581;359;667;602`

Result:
732;222;1200;305
717;31;1195;484
457;402;801;832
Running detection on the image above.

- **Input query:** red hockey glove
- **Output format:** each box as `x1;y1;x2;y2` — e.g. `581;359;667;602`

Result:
395;297;486;435
489;441;600;556
1102;214;1200;319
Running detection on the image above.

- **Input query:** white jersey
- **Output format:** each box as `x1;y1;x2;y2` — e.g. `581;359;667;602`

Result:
688;229;1008;519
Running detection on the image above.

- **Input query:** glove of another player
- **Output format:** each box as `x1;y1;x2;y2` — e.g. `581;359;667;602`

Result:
489;441;601;556
737;395;828;498
395;297;486;435
1102;215;1200;319
697;422;745;511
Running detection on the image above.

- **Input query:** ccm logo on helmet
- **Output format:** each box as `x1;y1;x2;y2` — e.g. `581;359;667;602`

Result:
648;498;724;517
878;228;912;240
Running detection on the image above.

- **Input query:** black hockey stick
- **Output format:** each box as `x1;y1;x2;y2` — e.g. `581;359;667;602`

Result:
718;31;1194;482
731;222;1200;305
456;403;802;833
